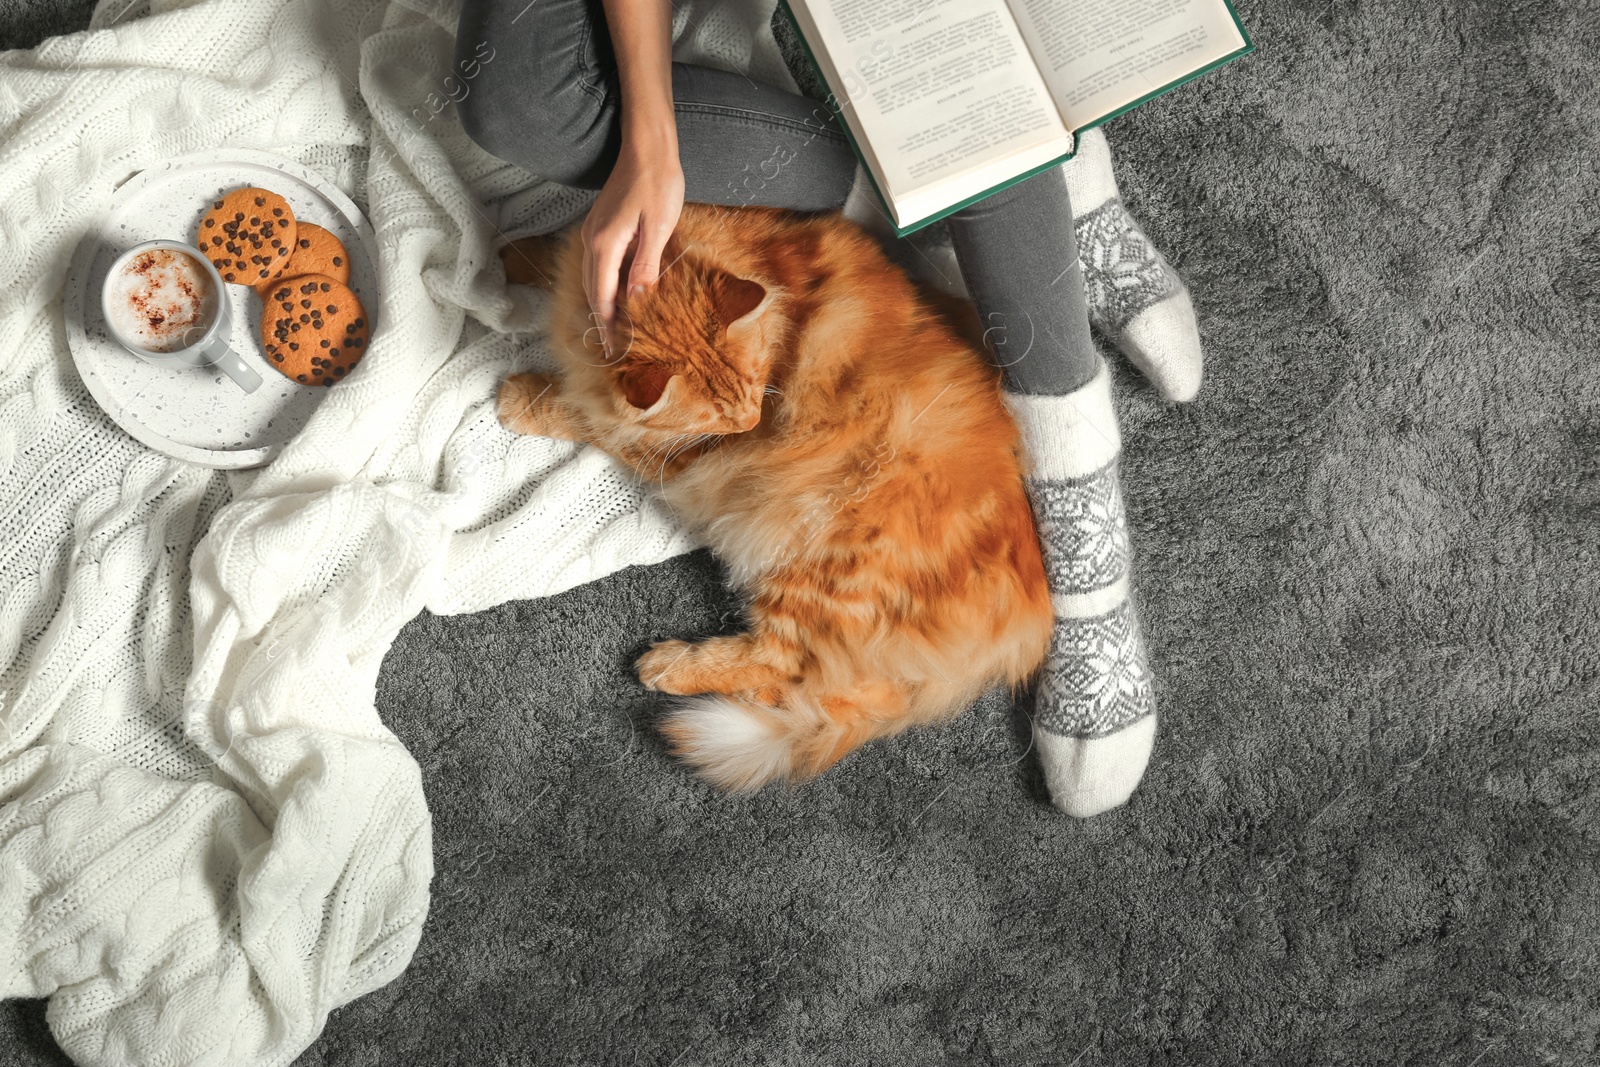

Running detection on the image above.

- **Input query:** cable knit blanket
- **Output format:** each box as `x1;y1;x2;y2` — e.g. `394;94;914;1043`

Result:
0;0;789;1062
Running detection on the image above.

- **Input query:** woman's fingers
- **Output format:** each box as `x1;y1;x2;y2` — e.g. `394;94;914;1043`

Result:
579;238;608;355
627;213;676;296
583;219;640;358
587;229;625;329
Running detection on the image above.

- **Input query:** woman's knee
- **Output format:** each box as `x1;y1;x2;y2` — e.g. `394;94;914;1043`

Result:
453;0;616;186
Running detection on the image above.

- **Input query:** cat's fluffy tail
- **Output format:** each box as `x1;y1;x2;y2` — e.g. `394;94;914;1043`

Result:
659;684;909;792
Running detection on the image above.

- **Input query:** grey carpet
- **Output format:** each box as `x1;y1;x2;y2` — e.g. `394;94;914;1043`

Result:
0;0;93;51
5;0;1600;1063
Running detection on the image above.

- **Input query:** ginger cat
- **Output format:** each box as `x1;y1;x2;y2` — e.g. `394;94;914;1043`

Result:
497;204;1052;791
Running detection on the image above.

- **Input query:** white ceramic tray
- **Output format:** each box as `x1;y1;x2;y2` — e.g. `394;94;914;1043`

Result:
66;149;378;469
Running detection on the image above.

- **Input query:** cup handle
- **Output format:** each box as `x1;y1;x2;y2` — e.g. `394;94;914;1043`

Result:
183;325;262;393
213;342;263;393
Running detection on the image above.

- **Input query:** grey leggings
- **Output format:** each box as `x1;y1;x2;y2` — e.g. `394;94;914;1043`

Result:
454;0;1096;395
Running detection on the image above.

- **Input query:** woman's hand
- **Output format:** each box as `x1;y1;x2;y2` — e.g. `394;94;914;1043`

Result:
585;0;680;353
581;129;685;351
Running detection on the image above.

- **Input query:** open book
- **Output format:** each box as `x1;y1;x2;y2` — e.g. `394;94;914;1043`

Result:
777;0;1253;235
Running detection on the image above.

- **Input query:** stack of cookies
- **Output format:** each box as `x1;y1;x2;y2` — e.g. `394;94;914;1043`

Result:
195;187;370;387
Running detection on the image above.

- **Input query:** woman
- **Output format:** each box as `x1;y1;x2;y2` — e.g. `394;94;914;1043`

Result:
454;0;1179;815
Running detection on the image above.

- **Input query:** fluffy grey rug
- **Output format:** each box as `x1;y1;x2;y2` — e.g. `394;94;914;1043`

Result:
5;0;1598;1063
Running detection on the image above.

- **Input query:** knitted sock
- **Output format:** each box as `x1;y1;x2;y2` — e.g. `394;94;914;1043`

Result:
1004;359;1157;816
1062;128;1204;403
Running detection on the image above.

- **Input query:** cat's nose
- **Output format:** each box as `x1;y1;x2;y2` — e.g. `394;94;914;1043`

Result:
737;410;760;431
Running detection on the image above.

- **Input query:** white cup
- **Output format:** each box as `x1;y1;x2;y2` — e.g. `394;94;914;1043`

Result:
101;239;263;393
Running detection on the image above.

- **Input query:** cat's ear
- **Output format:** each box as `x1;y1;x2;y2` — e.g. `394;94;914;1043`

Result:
711;271;768;327
619;362;676;411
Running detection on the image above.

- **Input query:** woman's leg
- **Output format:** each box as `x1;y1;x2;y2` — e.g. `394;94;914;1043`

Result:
454;0;858;210
955;170;1157;817
456;0;1094;373
944;168;1099;394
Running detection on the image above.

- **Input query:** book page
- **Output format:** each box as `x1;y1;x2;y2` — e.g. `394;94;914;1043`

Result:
1008;0;1247;131
787;0;1071;226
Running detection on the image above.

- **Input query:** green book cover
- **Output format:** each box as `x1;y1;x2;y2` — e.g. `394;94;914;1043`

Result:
775;0;1255;237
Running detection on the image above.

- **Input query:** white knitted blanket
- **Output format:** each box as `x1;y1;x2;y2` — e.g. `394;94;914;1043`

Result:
0;0;787;1062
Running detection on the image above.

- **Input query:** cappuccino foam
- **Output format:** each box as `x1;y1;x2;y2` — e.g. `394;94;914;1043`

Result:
107;247;217;353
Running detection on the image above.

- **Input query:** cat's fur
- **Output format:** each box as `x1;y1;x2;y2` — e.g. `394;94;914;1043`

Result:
498;204;1052;791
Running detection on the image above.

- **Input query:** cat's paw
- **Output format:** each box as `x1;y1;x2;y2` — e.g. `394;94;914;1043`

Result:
497;372;562;436
637;640;699;695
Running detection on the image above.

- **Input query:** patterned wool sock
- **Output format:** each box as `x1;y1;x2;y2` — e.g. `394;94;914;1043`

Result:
1061;128;1204;403
1004;359;1157;816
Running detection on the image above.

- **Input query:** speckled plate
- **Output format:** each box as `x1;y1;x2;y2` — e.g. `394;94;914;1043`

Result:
66;149;378;469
